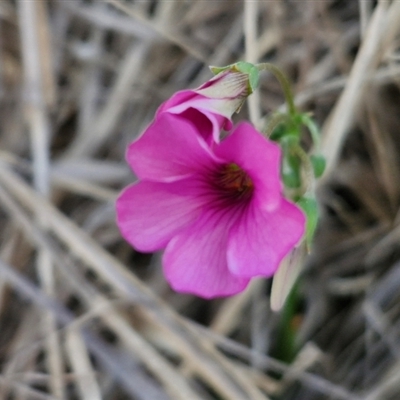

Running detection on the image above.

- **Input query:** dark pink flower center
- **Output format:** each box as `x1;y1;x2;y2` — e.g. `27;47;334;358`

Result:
215;163;254;201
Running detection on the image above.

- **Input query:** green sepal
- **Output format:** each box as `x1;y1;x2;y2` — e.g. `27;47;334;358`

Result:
233;61;254;73
209;64;234;75
234;62;259;92
209;61;260;93
310;154;326;178
248;67;259;93
210;61;254;75
297;196;318;250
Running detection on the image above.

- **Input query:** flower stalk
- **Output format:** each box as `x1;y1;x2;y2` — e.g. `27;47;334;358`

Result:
256;62;297;116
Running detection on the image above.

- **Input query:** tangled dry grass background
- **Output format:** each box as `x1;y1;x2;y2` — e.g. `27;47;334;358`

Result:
1;0;400;399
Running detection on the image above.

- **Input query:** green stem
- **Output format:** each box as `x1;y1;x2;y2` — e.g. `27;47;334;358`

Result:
256;63;297;116
300;113;321;151
262;113;290;137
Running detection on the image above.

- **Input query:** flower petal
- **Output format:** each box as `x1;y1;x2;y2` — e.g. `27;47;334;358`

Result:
227;199;305;278
157;87;234;143
163;210;250;298
197;70;249;99
127;113;217;182
215;122;282;211
156;90;196;115
116;179;206;252
171;107;225;144
163;97;232;143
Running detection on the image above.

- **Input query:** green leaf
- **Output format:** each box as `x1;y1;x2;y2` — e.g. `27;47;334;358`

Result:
297;197;318;250
270;124;299;143
269;123;287;141
310;154;326;178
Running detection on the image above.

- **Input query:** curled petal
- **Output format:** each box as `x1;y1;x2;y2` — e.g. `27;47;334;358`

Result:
172;107;228;144
162;96;232;143
156;90;196;115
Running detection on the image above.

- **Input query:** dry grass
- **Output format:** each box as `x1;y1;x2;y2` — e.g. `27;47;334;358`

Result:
0;0;400;399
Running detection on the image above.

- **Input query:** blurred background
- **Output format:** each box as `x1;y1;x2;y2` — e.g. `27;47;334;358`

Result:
0;0;400;399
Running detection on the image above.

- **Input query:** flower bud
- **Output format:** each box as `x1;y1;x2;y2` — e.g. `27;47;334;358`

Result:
155;63;257;143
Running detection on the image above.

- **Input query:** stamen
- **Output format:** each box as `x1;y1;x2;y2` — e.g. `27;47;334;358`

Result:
215;163;254;201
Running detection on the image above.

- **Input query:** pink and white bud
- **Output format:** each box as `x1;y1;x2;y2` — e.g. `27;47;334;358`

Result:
155;69;252;143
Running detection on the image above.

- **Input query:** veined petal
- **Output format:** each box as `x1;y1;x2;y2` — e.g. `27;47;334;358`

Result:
227;199;305;278
163;209;250;298
215;122;282;211
166;97;233;119
127;113;218;182
197;71;249;99
116;179;206;252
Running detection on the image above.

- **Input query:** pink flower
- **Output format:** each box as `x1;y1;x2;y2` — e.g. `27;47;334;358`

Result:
116;115;305;298
155;70;251;143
